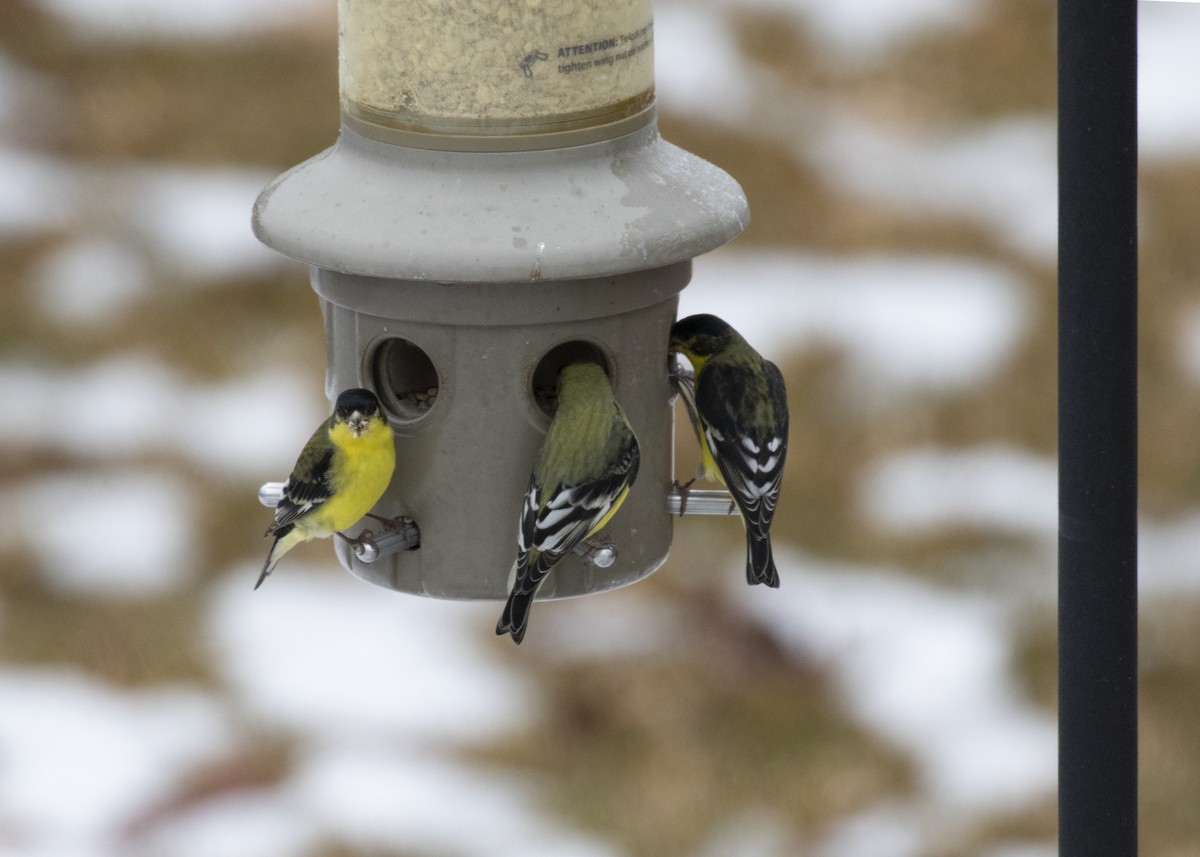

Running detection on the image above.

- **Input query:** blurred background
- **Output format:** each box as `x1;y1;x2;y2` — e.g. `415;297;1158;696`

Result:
0;0;1198;855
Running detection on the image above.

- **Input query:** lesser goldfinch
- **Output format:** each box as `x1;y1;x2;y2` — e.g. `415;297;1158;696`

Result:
670;313;788;588
497;361;640;644
257;388;396;589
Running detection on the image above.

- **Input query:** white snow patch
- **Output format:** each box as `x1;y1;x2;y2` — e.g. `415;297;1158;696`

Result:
658;0;983;60
127;792;317;857
0;148;76;235
0;356;323;476
818;803;924;857
681;250;1029;390
657;12;1057;262
127;166;282;280
0;669;231;845
1139;2;1200;157
744;0;983;55
33;237;149;325
172;371;325;477
0;152;279;281
655;6;755;116
206;567;532;743
530;588;690;660
733;550;1057;810
288;745;626;857
693;810;797;857
809;115;1059;261
1139;511;1200;595
860;445;1057;536
0;469;195;596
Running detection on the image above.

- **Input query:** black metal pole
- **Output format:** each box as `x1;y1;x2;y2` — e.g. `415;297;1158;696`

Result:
1058;0;1138;855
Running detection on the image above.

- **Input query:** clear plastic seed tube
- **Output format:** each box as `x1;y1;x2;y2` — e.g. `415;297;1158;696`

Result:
339;0;655;141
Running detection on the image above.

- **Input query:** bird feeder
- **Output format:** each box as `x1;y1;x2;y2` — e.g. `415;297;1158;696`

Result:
252;0;747;600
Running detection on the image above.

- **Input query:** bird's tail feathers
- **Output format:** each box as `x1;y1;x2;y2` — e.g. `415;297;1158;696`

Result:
496;589;534;644
746;532;780;588
255;548;279;590
497;557;553;644
256;529;303;589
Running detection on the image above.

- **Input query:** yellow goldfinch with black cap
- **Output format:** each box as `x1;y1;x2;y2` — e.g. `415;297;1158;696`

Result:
670;313;788;588
257;388;395;589
497;361;640;644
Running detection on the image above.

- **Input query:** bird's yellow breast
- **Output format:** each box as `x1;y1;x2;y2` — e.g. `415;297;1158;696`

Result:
698;435;724;485
678;351;723;484
301;418;396;538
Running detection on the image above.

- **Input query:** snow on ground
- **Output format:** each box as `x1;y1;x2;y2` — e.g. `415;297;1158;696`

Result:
206;567;530;743
133;746;626;857
659;0;983;59
0;669;231;851
656;10;1060;262
0;148;281;280
1139;1;1200;157
1138;512;1200;595
0;148;76;236
681;249;1030;391
808;115;1059;261
0;356;323;476
126;165;287;281
194;567;629;857
691;810;796;857
859;441;1200;598
660;0;1200;162
126;791;319;857
0;469;196;596
861;445;1057;536
817;803;925;857
733;550;1058;813
284;745;625;857
654;5;756;117
529;587;692;661
33;237;150;326
658;3;1200;262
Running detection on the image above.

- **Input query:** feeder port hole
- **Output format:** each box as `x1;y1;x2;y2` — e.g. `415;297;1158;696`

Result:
531;339;613;418
371;336;440;423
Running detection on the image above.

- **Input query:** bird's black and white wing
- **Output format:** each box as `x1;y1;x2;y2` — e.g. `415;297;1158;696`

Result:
498;431;639;643
265;431;335;537
698;359;788;586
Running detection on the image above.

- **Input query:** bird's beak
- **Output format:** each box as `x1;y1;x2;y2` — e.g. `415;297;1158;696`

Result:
348;412;368;437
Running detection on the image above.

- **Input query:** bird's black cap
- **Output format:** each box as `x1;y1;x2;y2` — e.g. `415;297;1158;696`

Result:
334;388;380;419
670;313;736;355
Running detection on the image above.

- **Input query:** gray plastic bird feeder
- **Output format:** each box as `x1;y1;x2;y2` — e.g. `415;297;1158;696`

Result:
252;0;747;600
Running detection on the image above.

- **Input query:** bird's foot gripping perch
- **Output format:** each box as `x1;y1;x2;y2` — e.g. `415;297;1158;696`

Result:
671;478;696;516
665;485;739;517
